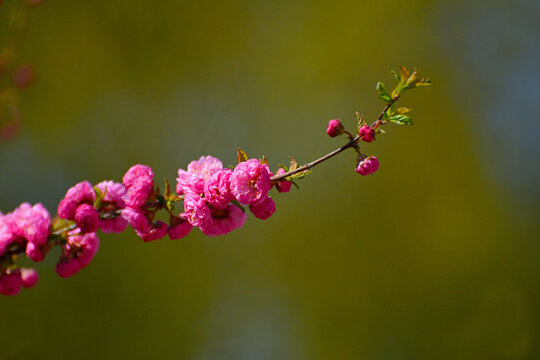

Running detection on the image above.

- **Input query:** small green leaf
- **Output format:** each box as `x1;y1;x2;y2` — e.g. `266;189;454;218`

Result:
397;107;412;114
376;82;392;103
260;155;268;165
93;186;105;208
390;70;401;82
289;157;299;172
356;112;367;130
388;114;413;125
400;66;410;83
237;148;248;163
285;169;312;180
164;177;171;197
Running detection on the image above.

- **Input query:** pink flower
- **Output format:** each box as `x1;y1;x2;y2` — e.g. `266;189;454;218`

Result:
176;156;223;195
21;268;39;288
124;177;153;209
96;180;126;208
56;258;81;279
356;156;380;176
140;221;168;242
0;270;22;296
63;181;96;206
58;181;96;220
6;203;50;246
358;125;375;142
96;180;128;233
204;168;234;209
199;204;247;237
121;208;167;242
230;159;272;206
74;204;100;233
168;215;193;240
326;119;344;137
122;207;150;232
0;213;15;256
184;193;212;228
249;196;276;220
56;232;100;278
122;164;154;189
275;169;292;193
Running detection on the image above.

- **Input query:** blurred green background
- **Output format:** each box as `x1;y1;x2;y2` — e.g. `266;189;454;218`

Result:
1;0;539;359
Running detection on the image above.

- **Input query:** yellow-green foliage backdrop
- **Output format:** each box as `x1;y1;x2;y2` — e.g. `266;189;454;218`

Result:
1;0;539;359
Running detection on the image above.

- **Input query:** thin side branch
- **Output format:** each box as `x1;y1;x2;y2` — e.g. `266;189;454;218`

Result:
270;96;399;182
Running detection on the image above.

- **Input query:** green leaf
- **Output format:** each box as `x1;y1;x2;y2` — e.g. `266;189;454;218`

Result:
397;107;412;115
260;155;268;165
390;70;401;82
388;114;413;125
164;177;171;197
376;82;392;103
285;169;312;180
237;148;248;163
93;186;105;208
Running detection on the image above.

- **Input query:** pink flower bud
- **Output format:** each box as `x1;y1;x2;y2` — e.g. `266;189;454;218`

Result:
326;119;344;138
356;156;379;176
249;196;276;220
123;164;154;189
358;125;375;142
57;198;78;220
26;242;45;262
275;169;292;193
21;268;39;288
0;270;22;296
74;204;99;233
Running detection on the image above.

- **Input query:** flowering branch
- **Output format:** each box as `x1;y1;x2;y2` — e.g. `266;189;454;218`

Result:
0;66;430;296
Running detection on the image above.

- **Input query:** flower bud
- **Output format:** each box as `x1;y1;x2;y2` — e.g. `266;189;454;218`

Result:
326;119;344;138
358;125;375;142
21;268;39;288
356;156;379;176
275;169;292;193
74;204;100;233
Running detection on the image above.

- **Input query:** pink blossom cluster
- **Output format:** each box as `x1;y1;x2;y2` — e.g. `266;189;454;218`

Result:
177;156;287;236
55;179;128;278
0;204;49;295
